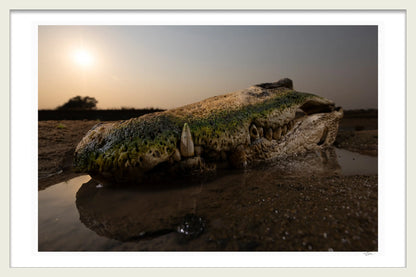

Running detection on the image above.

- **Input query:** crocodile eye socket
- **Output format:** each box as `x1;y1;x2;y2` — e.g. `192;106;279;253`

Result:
300;99;334;115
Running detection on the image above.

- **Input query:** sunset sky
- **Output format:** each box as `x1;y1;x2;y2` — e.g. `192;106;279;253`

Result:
38;25;377;110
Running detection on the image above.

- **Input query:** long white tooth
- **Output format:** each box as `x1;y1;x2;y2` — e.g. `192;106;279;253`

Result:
180;123;194;157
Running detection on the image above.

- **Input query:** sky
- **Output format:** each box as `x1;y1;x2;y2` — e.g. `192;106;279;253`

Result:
38;25;377;110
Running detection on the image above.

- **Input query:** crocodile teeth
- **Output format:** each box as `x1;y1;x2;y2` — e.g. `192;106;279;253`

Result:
258;127;264;138
282;124;288;136
249;124;260;140
265;128;273;140
172;149;181;161
180;123;194;157
194;146;203;156
273;126;282;140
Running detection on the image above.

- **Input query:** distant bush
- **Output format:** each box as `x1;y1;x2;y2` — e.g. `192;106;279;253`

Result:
57;96;98;110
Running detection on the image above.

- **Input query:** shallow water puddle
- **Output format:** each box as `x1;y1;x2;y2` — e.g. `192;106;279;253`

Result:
335;148;377;175
39;148;377;251
38;175;121;250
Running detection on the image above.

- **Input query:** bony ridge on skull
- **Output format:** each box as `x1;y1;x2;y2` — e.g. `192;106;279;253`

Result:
74;78;343;185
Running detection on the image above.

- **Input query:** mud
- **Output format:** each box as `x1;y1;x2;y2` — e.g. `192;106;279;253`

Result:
39;164;377;251
37;110;378;251
38;120;103;190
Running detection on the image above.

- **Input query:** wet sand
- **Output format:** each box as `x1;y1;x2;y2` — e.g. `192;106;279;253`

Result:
39;172;377;251
334;109;378;156
37;110;378;251
38;120;103;190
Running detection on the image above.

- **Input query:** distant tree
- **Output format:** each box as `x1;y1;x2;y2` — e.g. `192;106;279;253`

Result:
57;96;98;110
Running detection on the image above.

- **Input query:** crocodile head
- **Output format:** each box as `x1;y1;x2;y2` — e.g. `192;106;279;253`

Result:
74;78;343;184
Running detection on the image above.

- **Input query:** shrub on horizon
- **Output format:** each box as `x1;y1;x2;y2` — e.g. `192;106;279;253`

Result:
57;96;98;110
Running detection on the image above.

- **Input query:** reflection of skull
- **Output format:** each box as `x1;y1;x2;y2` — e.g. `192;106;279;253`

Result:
75;178;203;241
75;148;342;242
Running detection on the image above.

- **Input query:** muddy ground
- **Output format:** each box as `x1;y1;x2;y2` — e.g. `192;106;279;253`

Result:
334;109;378;156
38;110;378;251
38;120;103;189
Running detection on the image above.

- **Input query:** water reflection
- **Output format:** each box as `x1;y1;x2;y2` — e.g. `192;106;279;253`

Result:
39;147;378;251
76;177;205;241
335;148;377;175
74;147;359;242
38;175;122;251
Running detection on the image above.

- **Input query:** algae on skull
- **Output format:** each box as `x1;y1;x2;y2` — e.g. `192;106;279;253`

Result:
74;79;343;184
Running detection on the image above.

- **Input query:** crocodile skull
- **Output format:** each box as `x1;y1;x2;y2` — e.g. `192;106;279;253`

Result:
74;78;343;184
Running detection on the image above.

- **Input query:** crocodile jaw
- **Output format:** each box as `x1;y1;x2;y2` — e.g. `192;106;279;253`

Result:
242;108;343;167
223;94;343;167
73;80;343;184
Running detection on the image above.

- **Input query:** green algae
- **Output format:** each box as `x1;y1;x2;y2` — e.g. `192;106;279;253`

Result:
188;90;314;140
75;90;316;173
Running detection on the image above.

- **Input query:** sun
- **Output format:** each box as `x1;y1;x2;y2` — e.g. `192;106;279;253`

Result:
73;49;93;67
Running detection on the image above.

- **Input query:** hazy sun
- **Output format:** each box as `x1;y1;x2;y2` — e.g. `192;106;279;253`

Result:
73;49;93;67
